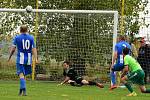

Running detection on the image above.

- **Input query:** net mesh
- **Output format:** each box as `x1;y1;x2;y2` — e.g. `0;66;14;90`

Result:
0;11;116;82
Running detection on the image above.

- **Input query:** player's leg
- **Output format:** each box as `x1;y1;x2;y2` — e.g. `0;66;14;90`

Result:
116;71;121;86
121;70;149;96
22;65;32;96
16;64;26;96
139;86;150;93
121;75;136;96
110;63;123;90
75;77;90;86
110;63;118;88
124;70;149;95
19;73;27;96
137;70;150;93
110;71;116;88
81;80;104;88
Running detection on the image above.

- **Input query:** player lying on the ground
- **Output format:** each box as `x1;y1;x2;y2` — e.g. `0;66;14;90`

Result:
57;61;104;88
121;47;150;96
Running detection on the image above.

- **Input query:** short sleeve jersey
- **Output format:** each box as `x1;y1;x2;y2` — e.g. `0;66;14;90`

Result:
63;67;78;81
124;55;142;72
115;41;131;63
12;33;35;65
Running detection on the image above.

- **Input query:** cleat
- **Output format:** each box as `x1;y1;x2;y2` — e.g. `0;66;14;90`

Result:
109;85;117;90
22;88;27;96
23;91;27;96
22;92;27;96
127;92;137;96
18;93;22;96
96;83;104;88
23;94;27;96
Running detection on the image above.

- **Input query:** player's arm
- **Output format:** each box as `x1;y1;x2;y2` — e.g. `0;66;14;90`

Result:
111;51;118;69
112;51;118;65
8;36;17;62
32;48;38;62
31;37;38;63
111;44;118;67
121;65;129;78
8;46;16;61
58;76;70;86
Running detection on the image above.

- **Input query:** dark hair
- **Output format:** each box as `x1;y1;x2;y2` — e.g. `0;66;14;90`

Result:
123;47;130;55
118;34;126;41
20;25;28;33
63;60;70;65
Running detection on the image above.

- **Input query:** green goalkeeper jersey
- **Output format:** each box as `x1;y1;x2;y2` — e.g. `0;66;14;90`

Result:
124;55;142;72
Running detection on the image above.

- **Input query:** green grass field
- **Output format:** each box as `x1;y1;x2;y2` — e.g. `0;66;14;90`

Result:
0;81;150;100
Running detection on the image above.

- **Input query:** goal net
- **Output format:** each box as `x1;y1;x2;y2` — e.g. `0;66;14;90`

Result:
0;8;118;82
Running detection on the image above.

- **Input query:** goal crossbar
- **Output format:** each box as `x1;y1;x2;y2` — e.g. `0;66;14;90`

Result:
0;8;118;14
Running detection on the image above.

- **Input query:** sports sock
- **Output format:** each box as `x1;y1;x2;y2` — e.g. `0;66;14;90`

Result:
22;88;27;96
88;81;96;85
20;78;26;89
111;71;116;85
124;83;133;93
19;89;23;95
143;89;150;93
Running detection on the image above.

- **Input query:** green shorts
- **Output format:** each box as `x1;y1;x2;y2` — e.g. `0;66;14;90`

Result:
127;69;145;85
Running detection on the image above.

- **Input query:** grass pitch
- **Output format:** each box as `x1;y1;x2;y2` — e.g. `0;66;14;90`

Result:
0;81;150;100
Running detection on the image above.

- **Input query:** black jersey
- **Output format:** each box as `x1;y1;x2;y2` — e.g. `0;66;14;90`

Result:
63;67;79;81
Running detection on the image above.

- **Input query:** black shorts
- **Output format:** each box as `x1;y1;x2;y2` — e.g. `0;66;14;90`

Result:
75;77;83;85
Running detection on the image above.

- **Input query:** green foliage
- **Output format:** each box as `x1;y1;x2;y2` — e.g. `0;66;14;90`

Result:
1;0;147;35
0;0;147;76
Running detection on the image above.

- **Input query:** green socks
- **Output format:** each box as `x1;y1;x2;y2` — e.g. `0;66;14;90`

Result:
124;83;133;93
144;89;150;93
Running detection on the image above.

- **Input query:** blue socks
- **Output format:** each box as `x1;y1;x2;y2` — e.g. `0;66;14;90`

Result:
20;78;26;89
111;71;116;86
19;78;26;96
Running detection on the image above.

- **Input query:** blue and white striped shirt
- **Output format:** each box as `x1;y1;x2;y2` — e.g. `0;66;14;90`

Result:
115;41;131;64
12;33;35;65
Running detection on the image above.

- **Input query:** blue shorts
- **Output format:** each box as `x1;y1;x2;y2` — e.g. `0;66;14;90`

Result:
16;64;32;76
112;63;124;71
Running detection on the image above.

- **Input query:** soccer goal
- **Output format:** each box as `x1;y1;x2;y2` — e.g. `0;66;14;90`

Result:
0;8;118;82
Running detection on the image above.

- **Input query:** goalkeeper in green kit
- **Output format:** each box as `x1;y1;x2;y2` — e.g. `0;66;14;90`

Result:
121;47;150;96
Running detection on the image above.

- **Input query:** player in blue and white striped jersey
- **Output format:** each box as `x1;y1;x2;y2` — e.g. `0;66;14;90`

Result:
8;25;38;96
110;35;131;90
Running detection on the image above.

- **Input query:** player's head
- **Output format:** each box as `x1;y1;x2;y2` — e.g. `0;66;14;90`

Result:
20;25;28;33
140;37;146;46
123;47;130;55
118;34;126;42
63;60;70;69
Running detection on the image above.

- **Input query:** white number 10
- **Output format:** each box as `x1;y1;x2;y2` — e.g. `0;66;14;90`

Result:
22;39;30;50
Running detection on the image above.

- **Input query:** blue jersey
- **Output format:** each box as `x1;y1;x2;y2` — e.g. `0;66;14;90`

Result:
12;33;35;65
115;41;131;64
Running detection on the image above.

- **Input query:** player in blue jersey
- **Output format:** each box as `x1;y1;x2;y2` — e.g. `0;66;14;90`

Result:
8;25;38;96
110;35;131;90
